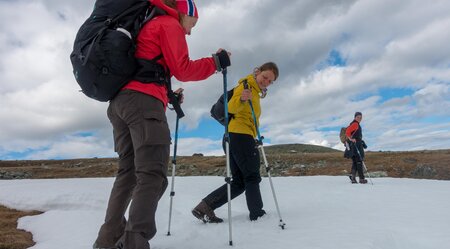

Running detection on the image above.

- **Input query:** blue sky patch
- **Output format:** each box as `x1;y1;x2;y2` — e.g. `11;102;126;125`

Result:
377;87;415;103
177;119;223;140
419;116;450;124
327;49;346;67
351;87;415;103
1;148;45;160
316;49;347;70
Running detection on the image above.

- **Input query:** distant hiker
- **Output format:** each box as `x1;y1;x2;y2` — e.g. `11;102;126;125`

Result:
345;112;368;184
93;1;230;249
192;62;279;222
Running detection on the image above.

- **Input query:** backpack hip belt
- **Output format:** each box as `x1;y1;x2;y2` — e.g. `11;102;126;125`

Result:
134;55;169;85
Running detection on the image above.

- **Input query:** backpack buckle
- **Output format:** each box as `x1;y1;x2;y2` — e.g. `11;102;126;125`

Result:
104;18;112;26
78;54;85;62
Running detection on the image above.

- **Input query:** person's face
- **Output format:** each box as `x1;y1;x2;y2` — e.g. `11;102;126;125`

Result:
181;15;198;35
255;70;276;90
355;115;362;122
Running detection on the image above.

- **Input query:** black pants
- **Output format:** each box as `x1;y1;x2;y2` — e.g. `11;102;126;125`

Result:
351;157;365;179
203;133;264;217
350;141;365;179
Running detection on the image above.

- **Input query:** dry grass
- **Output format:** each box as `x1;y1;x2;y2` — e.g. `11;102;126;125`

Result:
1;149;450;179
0;205;42;249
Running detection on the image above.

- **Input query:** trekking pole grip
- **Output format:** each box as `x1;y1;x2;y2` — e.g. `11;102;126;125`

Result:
169;91;185;118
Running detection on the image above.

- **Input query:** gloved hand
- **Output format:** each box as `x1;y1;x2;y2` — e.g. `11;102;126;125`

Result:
174;88;184;104
362;140;368;149
212;49;231;71
168;88;185;118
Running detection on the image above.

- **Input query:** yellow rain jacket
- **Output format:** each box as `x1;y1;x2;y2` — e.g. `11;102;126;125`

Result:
228;74;262;138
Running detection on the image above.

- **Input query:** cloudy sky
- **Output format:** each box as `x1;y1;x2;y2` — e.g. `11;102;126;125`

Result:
1;0;449;160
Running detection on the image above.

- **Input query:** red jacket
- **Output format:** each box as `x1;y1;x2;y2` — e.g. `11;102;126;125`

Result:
123;8;216;107
346;120;359;138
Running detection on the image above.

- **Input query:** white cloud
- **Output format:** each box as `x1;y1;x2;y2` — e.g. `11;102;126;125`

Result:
24;134;114;160
174;137;224;156
1;0;449;159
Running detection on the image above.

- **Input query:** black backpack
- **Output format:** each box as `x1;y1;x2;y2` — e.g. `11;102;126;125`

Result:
70;0;163;102
210;80;249;126
210;88;235;126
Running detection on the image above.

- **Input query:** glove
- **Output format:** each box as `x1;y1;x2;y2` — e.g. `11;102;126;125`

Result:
212;50;231;71
168;90;185;118
362;140;368;149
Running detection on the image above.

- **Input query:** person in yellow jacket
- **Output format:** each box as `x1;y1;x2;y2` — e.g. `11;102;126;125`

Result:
192;62;279;222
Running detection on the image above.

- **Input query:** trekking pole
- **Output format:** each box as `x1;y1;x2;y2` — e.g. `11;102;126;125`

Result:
244;82;285;229
258;141;286;229
222;68;233;246
362;161;374;185
167;116;180;235
353;143;374;185
167;91;185;236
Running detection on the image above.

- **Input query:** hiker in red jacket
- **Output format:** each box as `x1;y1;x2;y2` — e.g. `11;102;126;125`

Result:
93;1;230;249
345;112;368;184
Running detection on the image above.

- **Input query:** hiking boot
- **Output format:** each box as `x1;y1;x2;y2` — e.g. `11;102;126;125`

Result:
249;209;266;221
192;200;223;223
359;178;368;184
350;175;358;184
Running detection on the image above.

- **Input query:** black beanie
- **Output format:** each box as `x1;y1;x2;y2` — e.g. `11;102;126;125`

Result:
354;112;362;117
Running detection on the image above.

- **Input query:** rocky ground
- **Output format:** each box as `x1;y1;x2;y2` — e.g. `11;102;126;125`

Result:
1;144;449;180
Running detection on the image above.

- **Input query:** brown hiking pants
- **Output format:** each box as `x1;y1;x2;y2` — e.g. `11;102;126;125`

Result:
95;90;170;249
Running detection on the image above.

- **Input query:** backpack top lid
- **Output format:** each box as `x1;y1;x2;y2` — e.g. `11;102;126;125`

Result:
91;0;179;20
92;0;149;17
